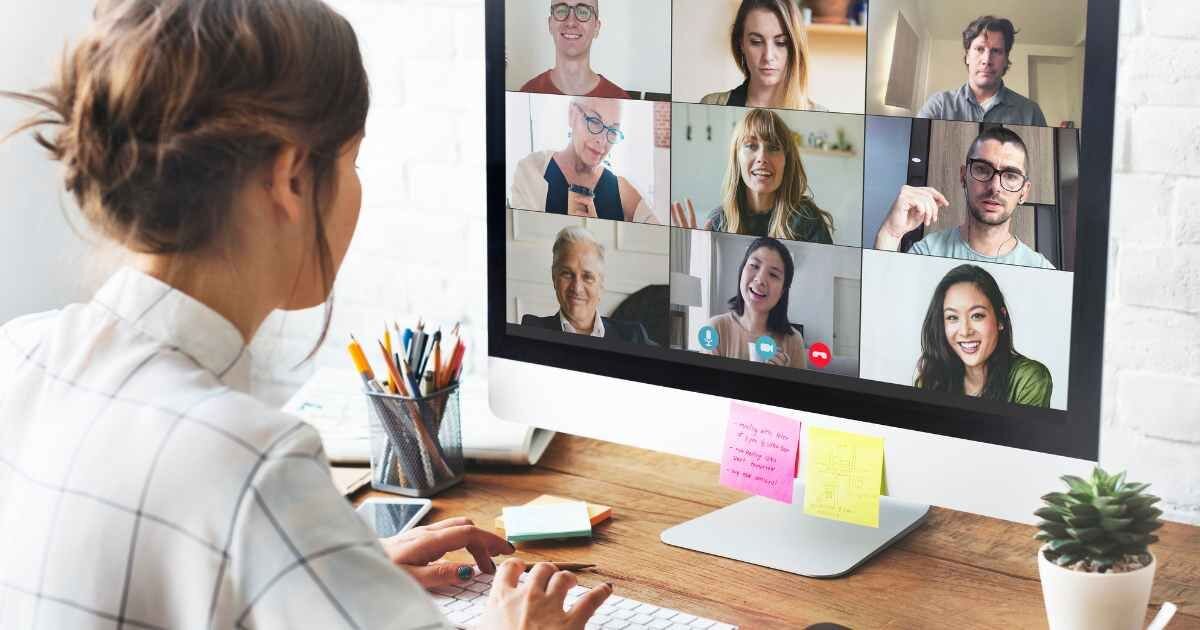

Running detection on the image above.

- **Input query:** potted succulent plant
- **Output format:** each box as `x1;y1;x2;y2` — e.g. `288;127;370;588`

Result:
804;0;853;24
1035;468;1164;630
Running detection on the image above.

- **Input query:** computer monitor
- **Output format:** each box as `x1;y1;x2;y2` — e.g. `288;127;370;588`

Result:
487;0;1119;576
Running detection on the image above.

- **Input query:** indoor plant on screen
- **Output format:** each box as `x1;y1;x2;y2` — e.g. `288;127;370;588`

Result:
1035;468;1164;630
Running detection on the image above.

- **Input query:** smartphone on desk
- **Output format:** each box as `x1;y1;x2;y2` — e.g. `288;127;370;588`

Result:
356;497;432;537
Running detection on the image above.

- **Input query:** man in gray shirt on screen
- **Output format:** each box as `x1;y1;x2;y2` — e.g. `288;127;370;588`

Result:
918;15;1048;126
873;126;1055;269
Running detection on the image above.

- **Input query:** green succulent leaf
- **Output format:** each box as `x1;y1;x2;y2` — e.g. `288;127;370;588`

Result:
1055;553;1083;567
1110;470;1127;493
1041;492;1075;507
1131;507;1163;521
1128;521;1164;534
1061;475;1093;494
1068;503;1101;518
1121;482;1150;495
1110;532;1151;546
1037;521;1070;538
1100;517;1134;531
1085;542;1120;557
1123;495;1161;510
1034;531;1057;542
1066;527;1106;542
1035;507;1067;524
1048;539;1085;553
1064;514;1100;529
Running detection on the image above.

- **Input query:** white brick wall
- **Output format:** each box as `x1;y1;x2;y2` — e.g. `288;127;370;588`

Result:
1102;0;1200;524
250;0;1200;524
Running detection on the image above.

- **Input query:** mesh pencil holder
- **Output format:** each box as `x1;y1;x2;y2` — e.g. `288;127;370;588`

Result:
366;384;465;497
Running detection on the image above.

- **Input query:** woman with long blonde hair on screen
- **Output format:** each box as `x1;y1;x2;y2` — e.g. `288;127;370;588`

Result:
673;108;834;244
701;0;825;111
0;1;609;628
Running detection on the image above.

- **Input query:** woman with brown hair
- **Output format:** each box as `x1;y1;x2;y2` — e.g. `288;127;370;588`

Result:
672;108;834;244
0;1;608;628
701;0;826;111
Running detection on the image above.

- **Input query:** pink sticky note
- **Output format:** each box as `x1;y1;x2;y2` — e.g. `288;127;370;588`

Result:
719;402;802;503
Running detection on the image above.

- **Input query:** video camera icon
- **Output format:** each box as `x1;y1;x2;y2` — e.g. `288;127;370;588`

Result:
752;336;777;361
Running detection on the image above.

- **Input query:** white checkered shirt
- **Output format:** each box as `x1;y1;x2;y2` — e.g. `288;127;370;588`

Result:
0;267;451;630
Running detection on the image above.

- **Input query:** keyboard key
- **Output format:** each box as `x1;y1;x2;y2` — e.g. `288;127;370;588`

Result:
648;620;673;629
653;608;679;619
604;620;632;629
635;603;659;614
672;613;697;624
632;613;655;624
618;599;642;610
447;609;477;625
476;573;494;583
464;581;490;594
612;609;637;620
431;586;466;597
688;620;716;629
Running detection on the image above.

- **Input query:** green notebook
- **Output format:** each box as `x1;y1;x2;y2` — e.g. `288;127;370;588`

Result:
501;502;593;542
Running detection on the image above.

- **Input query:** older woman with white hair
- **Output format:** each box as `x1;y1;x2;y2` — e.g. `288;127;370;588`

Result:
521;225;653;344
509;96;658;224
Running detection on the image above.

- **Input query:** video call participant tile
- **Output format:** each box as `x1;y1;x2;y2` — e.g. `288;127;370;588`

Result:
671;103;864;247
670;229;862;377
859;250;1073;410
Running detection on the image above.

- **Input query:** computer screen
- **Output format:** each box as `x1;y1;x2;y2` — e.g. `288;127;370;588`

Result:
488;0;1118;461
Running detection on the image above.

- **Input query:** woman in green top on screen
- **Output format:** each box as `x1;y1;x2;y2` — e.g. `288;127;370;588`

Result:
672;108;834;244
915;264;1052;407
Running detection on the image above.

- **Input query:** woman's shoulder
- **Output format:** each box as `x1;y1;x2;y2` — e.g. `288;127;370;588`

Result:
700;91;732;106
515;149;554;173
704;206;725;229
706;311;736;331
1010;355;1051;380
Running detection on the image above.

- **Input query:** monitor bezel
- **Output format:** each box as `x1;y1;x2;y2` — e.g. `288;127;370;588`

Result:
486;0;1119;461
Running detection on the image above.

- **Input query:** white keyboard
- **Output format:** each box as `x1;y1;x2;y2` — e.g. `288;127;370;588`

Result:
432;572;738;629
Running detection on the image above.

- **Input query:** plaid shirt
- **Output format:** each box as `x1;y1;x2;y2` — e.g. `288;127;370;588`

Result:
0;267;450;630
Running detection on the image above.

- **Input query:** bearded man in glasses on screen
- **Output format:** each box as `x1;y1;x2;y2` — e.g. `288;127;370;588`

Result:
873;126;1055;270
520;1;629;98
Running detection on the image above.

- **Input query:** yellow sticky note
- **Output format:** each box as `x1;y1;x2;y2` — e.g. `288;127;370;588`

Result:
803;427;885;528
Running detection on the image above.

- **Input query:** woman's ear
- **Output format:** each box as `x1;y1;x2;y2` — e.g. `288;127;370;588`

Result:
267;144;311;224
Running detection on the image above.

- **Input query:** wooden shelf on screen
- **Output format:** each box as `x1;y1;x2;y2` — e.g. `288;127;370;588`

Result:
798;147;857;158
806;23;867;38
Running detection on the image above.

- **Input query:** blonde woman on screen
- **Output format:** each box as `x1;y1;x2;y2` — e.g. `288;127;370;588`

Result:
672;108;834;244
0;1;609;628
700;0;825;112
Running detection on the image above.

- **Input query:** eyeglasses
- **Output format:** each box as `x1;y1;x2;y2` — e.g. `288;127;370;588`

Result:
551;3;596;22
572;103;624;145
966;158;1028;193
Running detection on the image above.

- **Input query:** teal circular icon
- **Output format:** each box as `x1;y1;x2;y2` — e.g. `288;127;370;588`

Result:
698;325;719;350
752;335;777;361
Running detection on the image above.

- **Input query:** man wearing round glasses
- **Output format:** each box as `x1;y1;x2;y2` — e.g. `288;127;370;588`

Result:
510;96;658;224
519;1;629;98
873;126;1055;269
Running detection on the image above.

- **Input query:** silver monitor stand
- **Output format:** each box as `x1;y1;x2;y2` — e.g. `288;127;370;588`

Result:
660;480;930;578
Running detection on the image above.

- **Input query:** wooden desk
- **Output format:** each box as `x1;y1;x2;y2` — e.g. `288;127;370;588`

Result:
352;435;1200;629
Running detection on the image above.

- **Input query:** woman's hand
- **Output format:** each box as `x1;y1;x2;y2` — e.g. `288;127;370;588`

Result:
380;517;515;589
671;198;698;229
475;559;613;630
567;190;599;218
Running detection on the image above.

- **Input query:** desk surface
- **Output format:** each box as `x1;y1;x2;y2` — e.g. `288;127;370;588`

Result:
352;435;1200;629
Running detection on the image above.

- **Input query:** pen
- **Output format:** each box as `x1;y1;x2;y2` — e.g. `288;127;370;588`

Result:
521;562;596;573
419;329;440;382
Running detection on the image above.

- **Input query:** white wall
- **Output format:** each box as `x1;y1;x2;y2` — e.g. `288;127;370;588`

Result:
866;0;934;116
859;250;1073;410
670;104;864;246
0;4;102;323
2;0;1197;524
672;0;866;114
503;208;669;323
504;0;671;96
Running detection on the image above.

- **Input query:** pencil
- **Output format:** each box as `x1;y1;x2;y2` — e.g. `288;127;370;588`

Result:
432;336;443;391
521;563;596;573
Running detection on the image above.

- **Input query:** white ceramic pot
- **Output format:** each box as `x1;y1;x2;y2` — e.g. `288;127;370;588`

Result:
1038;548;1156;630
